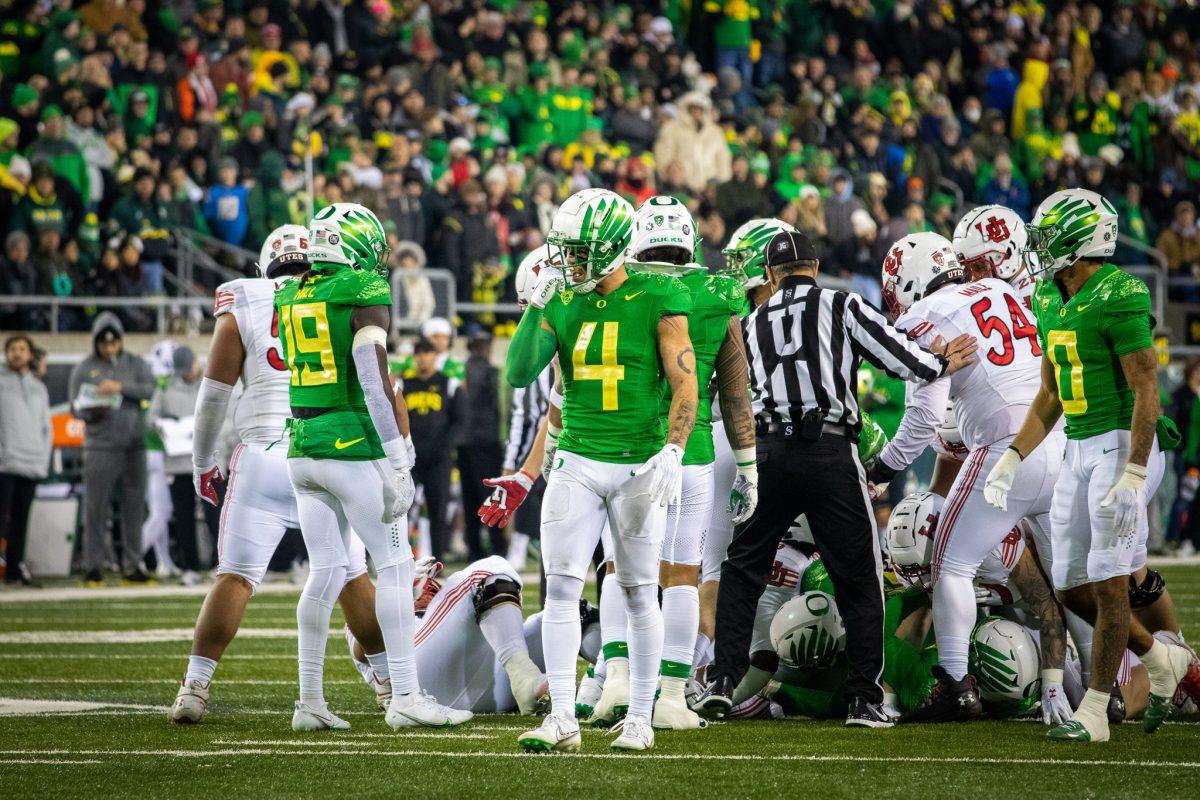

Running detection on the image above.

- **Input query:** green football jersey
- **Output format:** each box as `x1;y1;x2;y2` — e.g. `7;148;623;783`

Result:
543;271;693;463
1032;264;1153;440
274;266;392;460
660;270;750;466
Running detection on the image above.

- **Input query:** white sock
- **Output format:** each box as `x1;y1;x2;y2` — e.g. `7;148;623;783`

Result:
623;582;663;721
931;572;975;680
479;603;527;665
506;531;530;569
375;560;418;699
692;633;713;671
1073;688;1110;738
660;585;699;675
1065;609;1094;685
296;564;346;705
599;570;628;649
1154;629;1185;648
594;653;607;681
365;650;390;683
543;574;584;718
185;655;217;685
1140;639;1181;697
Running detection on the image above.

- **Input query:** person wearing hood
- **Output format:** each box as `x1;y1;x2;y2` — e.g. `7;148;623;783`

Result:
68;312;156;585
0;335;51;586
653;91;731;193
1011;57;1048;140
823;168;866;248
393;239;436;324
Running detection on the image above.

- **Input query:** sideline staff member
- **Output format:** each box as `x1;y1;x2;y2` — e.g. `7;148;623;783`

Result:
696;231;978;727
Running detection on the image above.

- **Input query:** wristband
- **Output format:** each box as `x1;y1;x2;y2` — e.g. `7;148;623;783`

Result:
383;436;414;471
733;446;756;476
548;386;564;409
1006;445;1025;461
1123;463;1148;480
1041;668;1064;684
547;421;562;440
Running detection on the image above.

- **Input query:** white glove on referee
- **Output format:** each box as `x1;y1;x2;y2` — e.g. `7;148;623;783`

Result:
983;447;1023;511
635;443;684;507
1100;462;1147;538
529;269;564;309
1040;669;1072;725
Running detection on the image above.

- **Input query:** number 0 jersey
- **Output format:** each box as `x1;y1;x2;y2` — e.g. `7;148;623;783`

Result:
213;278;291;446
273;266;392;460
659;271;750;466
542;271;693;464
1032;264;1153;440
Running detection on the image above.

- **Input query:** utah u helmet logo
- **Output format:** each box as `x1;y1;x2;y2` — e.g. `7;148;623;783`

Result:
982;216;1011;243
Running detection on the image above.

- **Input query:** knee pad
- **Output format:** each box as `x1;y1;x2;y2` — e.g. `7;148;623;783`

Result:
545;574;583;605
474;576;522;622
1128;568;1165;609
302;565;347;607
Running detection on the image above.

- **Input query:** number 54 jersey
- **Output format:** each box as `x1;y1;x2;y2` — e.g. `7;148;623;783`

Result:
214;278;292;446
895;278;1044;451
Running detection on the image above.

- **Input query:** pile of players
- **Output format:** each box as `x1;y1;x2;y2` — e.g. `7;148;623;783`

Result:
166;182;1200;752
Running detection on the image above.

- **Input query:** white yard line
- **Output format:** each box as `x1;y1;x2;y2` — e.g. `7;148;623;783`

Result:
0;654;296;660
1;759;104;765
0;678;361;686
0;628;321;644
1;747;1199;768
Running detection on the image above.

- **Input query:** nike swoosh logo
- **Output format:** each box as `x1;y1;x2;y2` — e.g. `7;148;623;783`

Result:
1102;447;1119;454
1076;304;1090;311
624;291;645;301
334;437;365;450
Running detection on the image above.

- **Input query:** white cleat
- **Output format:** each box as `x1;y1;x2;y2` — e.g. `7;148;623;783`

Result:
518;712;582;753
575;672;603;720
505;652;550;715
610;716;655;752
652;694;707;730
291;701;351;731
386;691;473;728
587;660;629;727
169;679;210;724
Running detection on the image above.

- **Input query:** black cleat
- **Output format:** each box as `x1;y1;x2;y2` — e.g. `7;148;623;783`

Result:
1107;682;1126;725
899;666;983;724
845;696;895;728
121;568;154;584
694;674;735;719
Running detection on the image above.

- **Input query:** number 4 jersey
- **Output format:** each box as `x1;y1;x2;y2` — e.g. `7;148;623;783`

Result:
891;278;1044;458
273;266;392;461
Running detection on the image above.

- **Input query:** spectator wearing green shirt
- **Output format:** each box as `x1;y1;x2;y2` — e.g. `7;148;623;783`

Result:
25;105;89;206
705;0;758;93
110;169;171;294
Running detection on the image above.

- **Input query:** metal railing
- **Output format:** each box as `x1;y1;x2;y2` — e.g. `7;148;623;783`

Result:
0;295;215;333
389;268;458;336
1115;235;1169;330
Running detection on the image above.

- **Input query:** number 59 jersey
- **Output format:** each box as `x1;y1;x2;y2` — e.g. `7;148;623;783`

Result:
214;278;292;446
896;278;1043;450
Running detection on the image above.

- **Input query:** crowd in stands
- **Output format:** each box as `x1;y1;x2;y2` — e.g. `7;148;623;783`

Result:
0;0;1199;331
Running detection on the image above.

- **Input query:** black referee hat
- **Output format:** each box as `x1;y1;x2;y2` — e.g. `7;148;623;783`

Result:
764;230;818;268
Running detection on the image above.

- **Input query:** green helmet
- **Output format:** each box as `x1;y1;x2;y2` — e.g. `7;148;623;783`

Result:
721;218;797;288
969;617;1040;718
799;557;834;597
547;188;634;294
1024;188;1118;278
308;202;391;277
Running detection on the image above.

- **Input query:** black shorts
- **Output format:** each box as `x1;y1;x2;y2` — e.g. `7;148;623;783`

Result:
513;478;545;538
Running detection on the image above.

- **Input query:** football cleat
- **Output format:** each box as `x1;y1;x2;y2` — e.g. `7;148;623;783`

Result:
575;672;603;720
1047;718;1107;743
505;652;550;715
845;696;895;728
898;666;982;724
1107;682;1126;725
386;691;473;728
587;660;629;727
291;701;351;731
169;679;210;724
610;716;655;752
1144;643;1193;733
685;664;706;709
652;694;707;730
693;674;735;719
518;713;582;753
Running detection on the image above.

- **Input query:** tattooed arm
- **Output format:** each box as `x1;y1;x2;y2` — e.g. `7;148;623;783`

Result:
1007;545;1066;672
658;313;697;448
716;315;755;451
1119;347;1160;469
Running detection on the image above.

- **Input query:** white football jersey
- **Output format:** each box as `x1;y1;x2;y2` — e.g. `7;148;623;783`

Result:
880;278;1043;469
1008;269;1036;309
213;278;292;446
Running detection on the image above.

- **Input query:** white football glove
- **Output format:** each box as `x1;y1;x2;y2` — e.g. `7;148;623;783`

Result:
983;446;1023;510
382;467;416;524
529;269;564;309
1100;462;1147;538
635;443;684;507
729;449;758;524
541;423;561;481
1040;669;1073;725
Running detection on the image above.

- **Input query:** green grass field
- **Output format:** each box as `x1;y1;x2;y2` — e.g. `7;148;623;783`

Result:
2;565;1199;799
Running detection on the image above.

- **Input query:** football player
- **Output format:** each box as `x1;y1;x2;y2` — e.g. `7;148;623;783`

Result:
507;188;697;753
171;225;386;724
953;205;1035;306
984;188;1193;742
870;231;1064;724
275;203;469;731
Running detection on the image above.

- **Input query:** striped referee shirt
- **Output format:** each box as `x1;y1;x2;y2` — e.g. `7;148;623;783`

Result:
744;275;945;431
503;363;553;471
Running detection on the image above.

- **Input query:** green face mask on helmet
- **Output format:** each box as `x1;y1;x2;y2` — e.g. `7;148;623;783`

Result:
1024;188;1118;278
308;202;391;277
720;218;798;289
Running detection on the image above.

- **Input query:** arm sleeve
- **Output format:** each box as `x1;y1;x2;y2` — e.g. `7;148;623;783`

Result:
1103;287;1154;356
192;377;234;469
506;307;558;388
879;377;951;471
351;335;407;467
844;294;945;383
503;384;532;471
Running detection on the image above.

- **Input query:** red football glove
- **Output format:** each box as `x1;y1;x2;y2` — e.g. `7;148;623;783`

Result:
478;470;536;528
194;464;225;506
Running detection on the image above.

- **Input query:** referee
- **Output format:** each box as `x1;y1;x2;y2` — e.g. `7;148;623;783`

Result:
696;230;978;726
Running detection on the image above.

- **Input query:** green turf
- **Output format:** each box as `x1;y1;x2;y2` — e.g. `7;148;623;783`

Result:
1;566;1199;799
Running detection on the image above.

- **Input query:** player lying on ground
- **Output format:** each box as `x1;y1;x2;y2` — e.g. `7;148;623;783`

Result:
172;225;389;724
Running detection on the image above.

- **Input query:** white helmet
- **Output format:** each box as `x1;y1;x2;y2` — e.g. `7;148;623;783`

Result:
721;217;798;289
953;205;1028;282
933;402;968;461
885;491;945;592
881;232;963;318
258;224;310;279
970;617;1040;716
770;590;846;670
628;195;700;276
514;246;561;310
307;202;391;275
547;188;634;294
1025;188;1118;278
